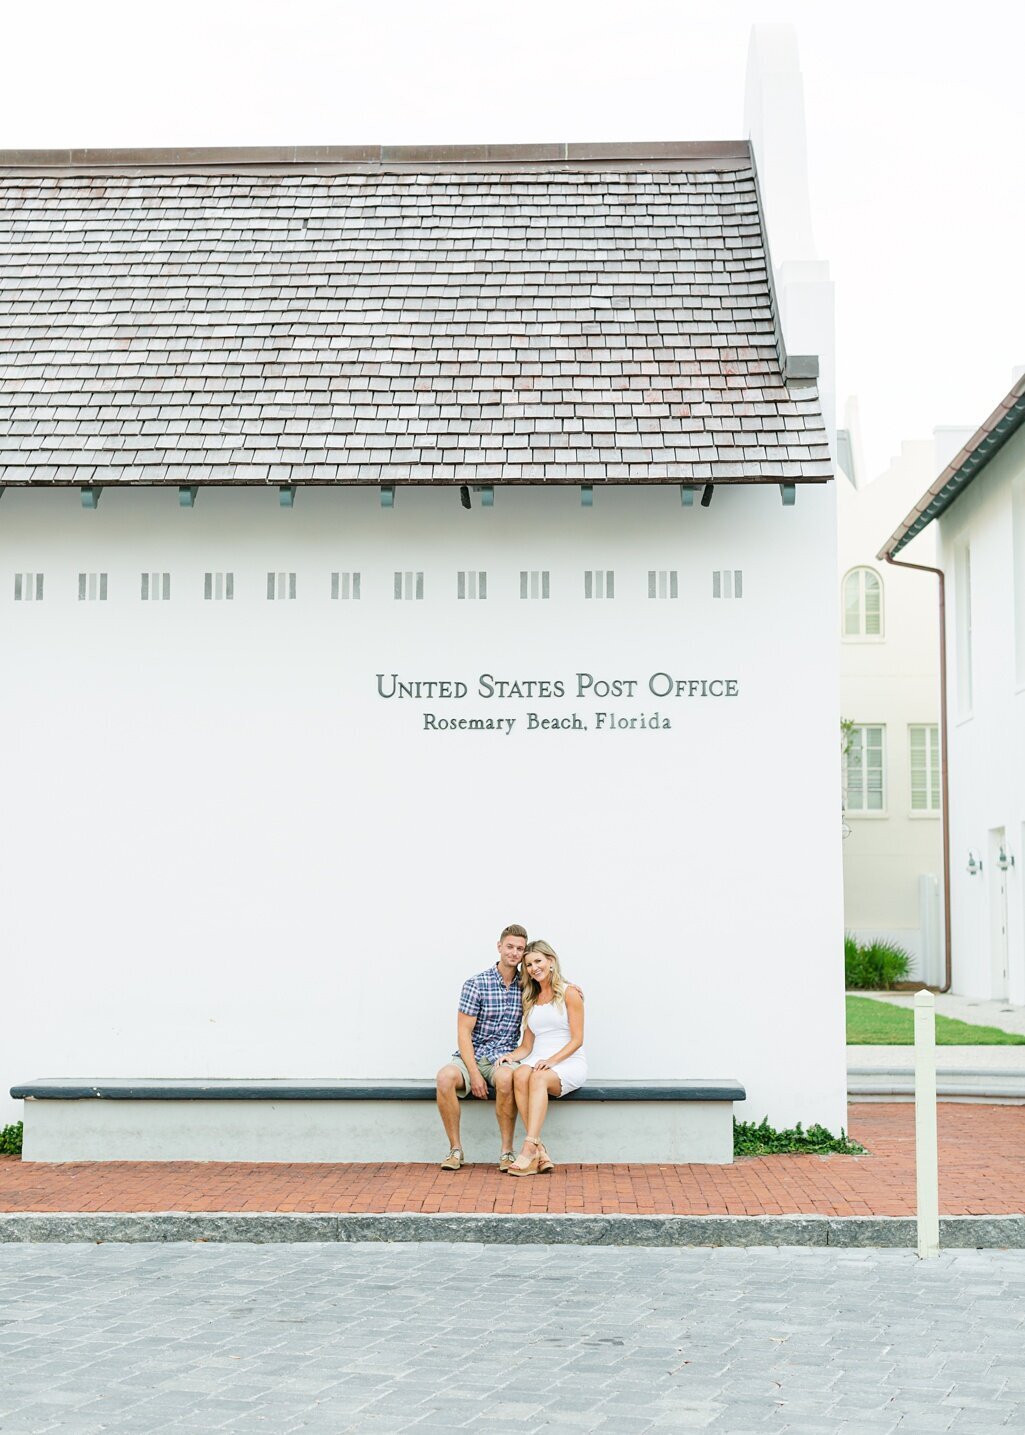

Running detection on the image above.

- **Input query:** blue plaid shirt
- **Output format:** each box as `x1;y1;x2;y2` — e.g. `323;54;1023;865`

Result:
456;964;523;1063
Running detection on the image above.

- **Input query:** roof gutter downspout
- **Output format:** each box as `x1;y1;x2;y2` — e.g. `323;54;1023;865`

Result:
882;553;952;992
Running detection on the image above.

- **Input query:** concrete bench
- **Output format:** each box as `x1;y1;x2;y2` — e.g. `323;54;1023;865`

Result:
10;1078;746;1165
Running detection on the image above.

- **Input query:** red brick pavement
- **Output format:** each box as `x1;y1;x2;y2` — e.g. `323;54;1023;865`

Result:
1;1105;1022;1218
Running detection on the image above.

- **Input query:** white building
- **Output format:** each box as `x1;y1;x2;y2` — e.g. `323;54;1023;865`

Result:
881;374;1025;1002
836;426;945;981
0;141;846;1132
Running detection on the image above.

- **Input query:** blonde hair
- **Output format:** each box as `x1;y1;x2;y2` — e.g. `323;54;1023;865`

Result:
520;939;568;1019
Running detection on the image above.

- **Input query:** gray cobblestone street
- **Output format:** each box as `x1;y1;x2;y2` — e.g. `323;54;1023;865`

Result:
1;1243;1023;1434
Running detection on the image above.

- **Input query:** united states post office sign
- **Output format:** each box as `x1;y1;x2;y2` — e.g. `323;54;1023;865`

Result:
376;670;741;735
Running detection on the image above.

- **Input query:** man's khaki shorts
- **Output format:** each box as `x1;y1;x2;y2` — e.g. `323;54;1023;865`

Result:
448;1054;521;1097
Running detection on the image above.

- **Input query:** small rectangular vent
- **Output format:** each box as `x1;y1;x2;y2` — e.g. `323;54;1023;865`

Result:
331;572;361;600
712;570;743;600
519;570;550;600
141;572;171;601
14;573;44;601
584;570;615;600
204;572;235;601
267;572;297;600
394;571;424;601
78;572;108;601
457;571;487;600
648;570;679;600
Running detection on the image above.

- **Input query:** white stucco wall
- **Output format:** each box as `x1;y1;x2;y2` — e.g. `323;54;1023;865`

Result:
1;481;846;1129
837;441;944;981
939;423;1025;1002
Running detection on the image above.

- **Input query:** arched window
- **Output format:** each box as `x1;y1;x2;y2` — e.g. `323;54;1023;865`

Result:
843;567;883;639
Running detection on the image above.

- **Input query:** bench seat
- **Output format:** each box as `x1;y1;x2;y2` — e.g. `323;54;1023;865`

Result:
11;1077;746;1165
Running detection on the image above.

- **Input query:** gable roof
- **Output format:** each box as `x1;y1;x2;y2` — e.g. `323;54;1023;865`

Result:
0;143;831;490
880;372;1025;558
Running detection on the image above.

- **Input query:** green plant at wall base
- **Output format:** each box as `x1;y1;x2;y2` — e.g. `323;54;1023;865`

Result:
845;935;911;990
734;1117;865;1157
0;1122;23;1156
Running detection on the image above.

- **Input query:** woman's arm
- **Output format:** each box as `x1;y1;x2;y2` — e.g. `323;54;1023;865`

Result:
495;1025;535;1064
532;988;584;1070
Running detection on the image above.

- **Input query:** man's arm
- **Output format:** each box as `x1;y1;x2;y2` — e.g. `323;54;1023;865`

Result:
457;1011;488;1099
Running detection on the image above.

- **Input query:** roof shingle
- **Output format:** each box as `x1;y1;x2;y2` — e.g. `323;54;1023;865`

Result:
0;151;831;487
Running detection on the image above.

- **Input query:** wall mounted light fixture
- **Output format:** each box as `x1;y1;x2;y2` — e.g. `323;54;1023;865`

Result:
998;845;1016;873
967;851;983;877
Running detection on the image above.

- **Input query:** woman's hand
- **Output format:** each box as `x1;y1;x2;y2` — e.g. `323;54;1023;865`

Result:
533;1059;556;1071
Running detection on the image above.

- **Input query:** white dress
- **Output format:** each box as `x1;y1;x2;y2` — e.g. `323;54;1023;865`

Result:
522;998;587;1095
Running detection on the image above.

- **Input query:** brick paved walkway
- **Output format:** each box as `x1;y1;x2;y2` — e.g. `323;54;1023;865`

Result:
1;1104;1022;1217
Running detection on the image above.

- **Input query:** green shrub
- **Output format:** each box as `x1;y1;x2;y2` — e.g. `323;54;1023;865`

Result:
845;934;912;990
734;1116;865;1156
0;1121;23;1156
843;932;866;987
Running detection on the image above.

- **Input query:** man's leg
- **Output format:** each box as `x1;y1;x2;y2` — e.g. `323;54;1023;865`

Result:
492;1064;517;1153
435;1064;465;1152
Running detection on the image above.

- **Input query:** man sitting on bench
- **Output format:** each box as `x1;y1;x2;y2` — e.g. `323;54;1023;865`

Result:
434;924;528;1172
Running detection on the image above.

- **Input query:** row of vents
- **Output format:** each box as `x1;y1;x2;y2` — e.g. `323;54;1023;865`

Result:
13;570;746;603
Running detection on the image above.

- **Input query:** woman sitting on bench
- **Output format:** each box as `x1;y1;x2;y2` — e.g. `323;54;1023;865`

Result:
494;939;587;1175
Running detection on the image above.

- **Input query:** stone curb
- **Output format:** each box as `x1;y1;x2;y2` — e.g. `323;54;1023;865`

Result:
1;1212;1024;1248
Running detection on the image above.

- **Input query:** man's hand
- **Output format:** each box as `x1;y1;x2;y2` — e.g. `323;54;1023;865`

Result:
469;1069;489;1100
567;983;584;1001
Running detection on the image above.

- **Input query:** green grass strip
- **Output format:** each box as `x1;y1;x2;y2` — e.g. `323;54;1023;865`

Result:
846;994;1025;1046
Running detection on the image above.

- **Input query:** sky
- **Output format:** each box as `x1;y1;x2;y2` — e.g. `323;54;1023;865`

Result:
4;0;1023;482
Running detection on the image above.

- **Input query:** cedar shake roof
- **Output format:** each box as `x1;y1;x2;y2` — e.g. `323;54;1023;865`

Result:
0;144;832;490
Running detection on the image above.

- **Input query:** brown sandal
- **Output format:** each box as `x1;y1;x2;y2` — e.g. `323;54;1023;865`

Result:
536;1143;555;1174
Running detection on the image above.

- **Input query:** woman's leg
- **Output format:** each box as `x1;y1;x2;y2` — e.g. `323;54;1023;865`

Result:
508;1066;562;1173
524;1068;562;1143
512;1064;532;1129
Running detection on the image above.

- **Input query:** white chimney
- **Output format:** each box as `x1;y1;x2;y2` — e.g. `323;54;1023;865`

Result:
744;24;836;456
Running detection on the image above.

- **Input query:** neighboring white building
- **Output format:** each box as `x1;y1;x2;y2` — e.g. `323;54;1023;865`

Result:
836;426;945;981
0;141;845;1133
881;374;1025;1002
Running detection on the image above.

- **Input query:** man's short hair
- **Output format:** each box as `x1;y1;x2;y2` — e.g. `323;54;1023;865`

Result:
500;924;528;942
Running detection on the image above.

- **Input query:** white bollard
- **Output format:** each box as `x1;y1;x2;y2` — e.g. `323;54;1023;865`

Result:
914;989;940;1258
